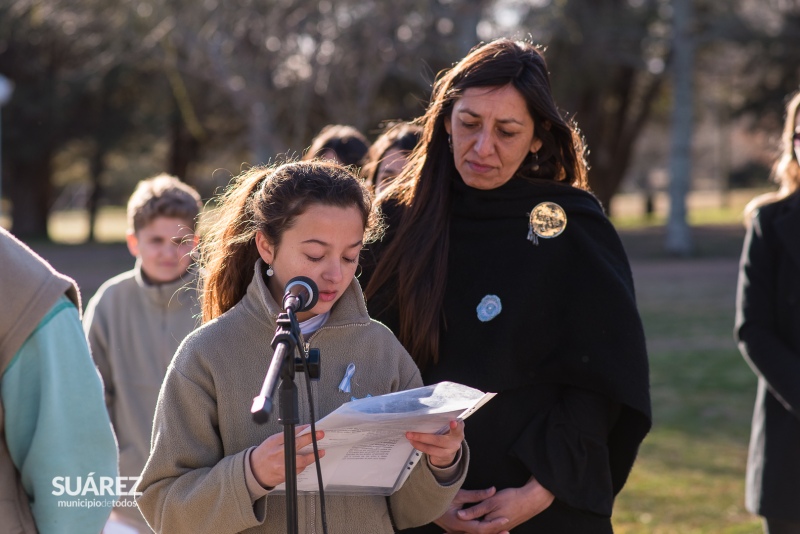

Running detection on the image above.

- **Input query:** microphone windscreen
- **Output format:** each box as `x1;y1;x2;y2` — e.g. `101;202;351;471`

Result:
283;276;319;312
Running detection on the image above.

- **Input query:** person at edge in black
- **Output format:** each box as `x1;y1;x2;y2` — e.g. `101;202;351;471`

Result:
360;38;651;533
735;90;800;534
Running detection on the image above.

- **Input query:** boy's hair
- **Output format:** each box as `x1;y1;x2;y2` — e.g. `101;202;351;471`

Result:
127;174;202;233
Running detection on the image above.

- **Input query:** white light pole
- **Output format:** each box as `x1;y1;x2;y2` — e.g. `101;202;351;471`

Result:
0;74;14;221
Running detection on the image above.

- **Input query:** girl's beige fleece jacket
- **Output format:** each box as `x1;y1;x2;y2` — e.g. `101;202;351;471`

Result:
137;260;467;533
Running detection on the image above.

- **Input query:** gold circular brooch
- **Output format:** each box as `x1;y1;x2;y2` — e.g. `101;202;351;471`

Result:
529;202;567;239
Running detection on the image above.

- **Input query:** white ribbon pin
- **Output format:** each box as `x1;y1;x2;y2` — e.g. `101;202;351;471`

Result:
338;363;356;393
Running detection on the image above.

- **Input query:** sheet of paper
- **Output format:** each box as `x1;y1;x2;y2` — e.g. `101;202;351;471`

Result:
272;381;495;495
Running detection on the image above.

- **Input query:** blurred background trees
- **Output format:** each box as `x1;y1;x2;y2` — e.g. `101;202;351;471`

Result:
0;0;797;247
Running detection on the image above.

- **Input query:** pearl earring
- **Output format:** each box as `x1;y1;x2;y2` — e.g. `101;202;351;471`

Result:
531;151;540;171
266;264;274;277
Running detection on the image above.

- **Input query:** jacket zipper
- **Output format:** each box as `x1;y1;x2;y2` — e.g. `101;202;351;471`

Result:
302;321;367;534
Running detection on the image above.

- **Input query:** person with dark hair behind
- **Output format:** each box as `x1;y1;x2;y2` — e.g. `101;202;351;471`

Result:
361;122;422;193
736;91;800;534
303;124;370;167
361;38;651;533
136;160;468;534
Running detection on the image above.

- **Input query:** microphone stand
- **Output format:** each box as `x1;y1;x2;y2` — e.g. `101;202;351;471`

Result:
251;275;321;534
251;309;308;534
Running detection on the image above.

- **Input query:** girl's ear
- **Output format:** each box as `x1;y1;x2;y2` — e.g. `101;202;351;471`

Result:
255;231;275;264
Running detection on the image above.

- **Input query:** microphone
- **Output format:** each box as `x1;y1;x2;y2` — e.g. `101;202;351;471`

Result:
282;276;319;313
251;276;320;424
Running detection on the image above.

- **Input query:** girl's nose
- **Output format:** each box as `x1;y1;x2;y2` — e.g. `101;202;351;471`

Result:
321;259;343;283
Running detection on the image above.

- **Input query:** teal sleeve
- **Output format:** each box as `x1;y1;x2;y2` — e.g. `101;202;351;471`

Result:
2;295;119;534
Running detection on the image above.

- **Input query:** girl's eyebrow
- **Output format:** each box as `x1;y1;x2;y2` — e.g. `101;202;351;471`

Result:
301;238;364;249
457;108;525;126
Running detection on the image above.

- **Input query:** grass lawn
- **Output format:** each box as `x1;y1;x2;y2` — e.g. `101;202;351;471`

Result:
612;241;762;533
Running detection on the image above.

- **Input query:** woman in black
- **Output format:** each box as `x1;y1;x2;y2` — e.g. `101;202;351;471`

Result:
361;39;651;533
736;91;800;534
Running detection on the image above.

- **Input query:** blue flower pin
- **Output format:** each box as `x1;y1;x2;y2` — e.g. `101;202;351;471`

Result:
476;294;502;322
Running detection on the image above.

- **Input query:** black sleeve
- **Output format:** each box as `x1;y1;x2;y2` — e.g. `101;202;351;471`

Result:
511;384;620;516
525;208;650;510
735;211;800;416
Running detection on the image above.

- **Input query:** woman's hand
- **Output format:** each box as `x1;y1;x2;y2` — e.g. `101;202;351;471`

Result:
433;487;510;534
249;424;325;489
455;476;555;533
405;419;465;468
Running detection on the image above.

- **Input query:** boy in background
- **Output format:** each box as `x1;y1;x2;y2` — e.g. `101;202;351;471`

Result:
84;174;202;533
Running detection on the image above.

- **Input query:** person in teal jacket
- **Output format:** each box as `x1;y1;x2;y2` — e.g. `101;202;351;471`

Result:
0;226;118;533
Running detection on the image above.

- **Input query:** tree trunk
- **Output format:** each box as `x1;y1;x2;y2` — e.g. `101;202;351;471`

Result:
248;100;279;166
87;144;105;243
452;1;483;58
588;70;665;212
8;156;53;240
665;0;694;256
168;106;199;184
546;0;666;214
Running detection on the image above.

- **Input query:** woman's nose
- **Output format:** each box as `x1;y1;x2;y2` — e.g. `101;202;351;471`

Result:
473;130;494;157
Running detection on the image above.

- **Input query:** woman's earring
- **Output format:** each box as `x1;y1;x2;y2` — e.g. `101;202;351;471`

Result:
266;264;274;277
448;134;453;153
531;151;540;171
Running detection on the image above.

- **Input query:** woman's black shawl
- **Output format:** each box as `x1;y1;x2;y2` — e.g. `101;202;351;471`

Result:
362;177;651;532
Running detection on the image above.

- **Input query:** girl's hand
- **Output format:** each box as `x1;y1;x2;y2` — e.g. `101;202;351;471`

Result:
405;419;465;468
250;424;325;489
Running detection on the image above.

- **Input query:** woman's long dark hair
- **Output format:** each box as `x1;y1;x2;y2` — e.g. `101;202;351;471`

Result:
365;38;589;370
